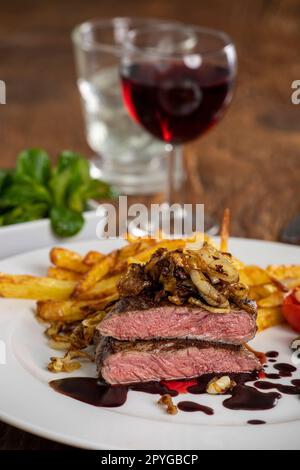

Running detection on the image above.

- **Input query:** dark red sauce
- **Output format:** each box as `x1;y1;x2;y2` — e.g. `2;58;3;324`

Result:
50;377;181;407
131;381;178;397
49;362;298;415
265;373;281;380
269;359;277;363
223;385;281;411
274;363;297;377
49;372;259;408
254;381;300;395
266;351;279;359
186;371;259;395
178;401;214;415
49;378;128;407
292;379;300;387
247;420;266;425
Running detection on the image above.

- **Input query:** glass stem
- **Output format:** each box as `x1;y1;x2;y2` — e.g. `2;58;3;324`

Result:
166;144;183;206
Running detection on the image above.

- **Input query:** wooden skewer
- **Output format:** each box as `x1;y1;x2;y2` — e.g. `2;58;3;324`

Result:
220;208;230;252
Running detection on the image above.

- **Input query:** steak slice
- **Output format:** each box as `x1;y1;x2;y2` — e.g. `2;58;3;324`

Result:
96;336;261;385
97;296;257;345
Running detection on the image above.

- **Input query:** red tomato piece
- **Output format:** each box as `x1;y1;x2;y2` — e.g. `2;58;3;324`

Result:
283;288;300;333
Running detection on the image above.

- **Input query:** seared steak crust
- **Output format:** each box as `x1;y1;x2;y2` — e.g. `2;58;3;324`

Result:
109;295;157;314
98;335;240;360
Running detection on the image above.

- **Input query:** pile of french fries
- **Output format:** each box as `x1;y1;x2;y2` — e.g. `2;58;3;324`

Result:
0;216;299;371
239;266;287;332
0;236;193;371
219;210;300;332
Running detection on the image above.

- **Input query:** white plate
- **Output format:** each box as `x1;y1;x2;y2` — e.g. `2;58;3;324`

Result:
0;237;300;450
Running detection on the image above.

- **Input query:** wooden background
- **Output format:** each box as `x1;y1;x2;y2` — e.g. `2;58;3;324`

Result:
0;0;300;449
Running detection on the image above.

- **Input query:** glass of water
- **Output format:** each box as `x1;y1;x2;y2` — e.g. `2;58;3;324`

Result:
72;17;187;195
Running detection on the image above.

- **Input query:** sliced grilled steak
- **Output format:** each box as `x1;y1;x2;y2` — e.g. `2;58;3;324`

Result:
97;296;257;345
96;336;261;385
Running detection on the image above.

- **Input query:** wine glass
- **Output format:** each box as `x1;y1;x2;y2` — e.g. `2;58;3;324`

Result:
120;23;237;235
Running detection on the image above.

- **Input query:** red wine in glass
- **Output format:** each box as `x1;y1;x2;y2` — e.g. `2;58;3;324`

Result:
121;62;234;145
120;24;237;235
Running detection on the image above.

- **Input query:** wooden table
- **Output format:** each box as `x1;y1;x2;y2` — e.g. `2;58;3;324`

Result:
0;0;299;449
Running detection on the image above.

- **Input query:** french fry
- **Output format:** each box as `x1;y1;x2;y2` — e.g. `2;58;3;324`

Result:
239;266;272;286
0;274;75;300
47;267;82;282
117;241;144;259
257;291;285;308
249;283;278;301
129;239;186;264
0;271;121;302
256;306;285;332
72;254;116;298
110;260;127;275
72;242;149;298
79;275;121;300
127;256;143;265
273;278;300;291
220;208;230;252
37;295;117;322
266;265;300;280
125;232;145;243
50;247;89;274
83;251;105;266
